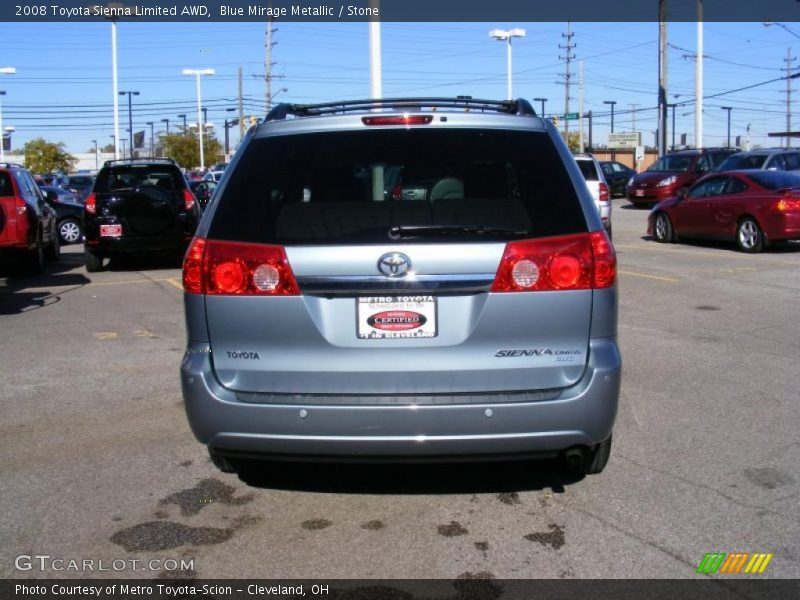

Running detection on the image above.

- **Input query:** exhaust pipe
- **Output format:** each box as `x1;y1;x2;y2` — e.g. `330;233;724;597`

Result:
564;448;585;467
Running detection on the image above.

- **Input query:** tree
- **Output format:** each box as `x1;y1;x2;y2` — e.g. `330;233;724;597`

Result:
24;138;77;174
100;143;115;153
561;131;581;153
159;132;223;170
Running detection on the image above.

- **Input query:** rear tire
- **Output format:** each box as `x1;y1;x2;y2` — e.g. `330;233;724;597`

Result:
586;434;613;475
45;228;60;262
653;212;674;243
736;218;763;253
84;246;104;272
26;237;45;275
208;448;237;474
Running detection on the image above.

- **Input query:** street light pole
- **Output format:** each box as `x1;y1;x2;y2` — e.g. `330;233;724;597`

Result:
119;91;139;159
603;100;617;133
721;106;733;147
668;103;677;150
490;28;526;99
533;97;547;118
92;139;98;170
111;20;120;159
161;118;169;135
177;114;187;135
146;121;154;156
182;69;215;170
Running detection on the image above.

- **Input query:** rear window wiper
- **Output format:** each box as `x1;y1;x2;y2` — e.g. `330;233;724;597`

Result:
388;225;528;240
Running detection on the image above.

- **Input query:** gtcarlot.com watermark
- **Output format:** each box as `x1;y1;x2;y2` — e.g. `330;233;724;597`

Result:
15;554;194;573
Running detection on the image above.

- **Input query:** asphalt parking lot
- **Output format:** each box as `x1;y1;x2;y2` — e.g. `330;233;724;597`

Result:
1;199;798;580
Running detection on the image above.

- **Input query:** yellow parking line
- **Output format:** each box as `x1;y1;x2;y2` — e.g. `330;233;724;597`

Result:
165;277;184;291
618;270;679;283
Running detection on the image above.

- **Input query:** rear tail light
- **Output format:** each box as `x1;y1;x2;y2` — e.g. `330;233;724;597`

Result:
491;231;616;292
362;115;433;126
14;197;27;215
182;237;300;296
85;193;97;215
183;189;197;211
775;198;800;212
599;182;610;202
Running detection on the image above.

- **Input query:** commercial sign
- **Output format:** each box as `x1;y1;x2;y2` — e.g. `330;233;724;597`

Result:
608;132;641;149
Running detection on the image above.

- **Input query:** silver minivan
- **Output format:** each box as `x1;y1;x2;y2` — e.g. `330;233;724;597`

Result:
180;98;621;479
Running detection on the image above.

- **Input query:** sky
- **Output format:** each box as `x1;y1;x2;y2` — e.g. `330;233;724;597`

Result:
0;20;799;154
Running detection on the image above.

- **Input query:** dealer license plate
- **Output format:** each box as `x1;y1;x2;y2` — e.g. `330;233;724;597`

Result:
357;295;437;339
100;224;122;237
635;189;645;197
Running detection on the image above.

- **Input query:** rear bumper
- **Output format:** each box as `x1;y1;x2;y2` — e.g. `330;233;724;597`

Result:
627;186;673;204
84;235;190;255
180;338;621;459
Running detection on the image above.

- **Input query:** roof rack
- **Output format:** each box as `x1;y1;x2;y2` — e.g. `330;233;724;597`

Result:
265;97;537;122
0;162;24;169
102;158;178;168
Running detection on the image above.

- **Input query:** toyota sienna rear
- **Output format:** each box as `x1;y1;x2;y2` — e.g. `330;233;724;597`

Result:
180;98;621;479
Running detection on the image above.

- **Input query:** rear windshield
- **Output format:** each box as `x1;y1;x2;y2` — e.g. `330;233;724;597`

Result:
0;172;13;197
69;176;93;186
209;129;587;245
647;155;694;172
575;160;599;181
748;171;800;190
718;154;768;170
94;166;183;193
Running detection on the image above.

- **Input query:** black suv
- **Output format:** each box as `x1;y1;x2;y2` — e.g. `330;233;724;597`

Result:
83;159;201;272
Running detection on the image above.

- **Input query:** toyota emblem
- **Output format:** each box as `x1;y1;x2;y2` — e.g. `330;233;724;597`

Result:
377;252;411;277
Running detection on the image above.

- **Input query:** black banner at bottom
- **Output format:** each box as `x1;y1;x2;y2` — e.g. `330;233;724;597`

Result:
2;579;799;600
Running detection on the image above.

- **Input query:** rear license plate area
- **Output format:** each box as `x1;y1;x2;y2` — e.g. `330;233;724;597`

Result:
100;224;122;237
357;296;437;339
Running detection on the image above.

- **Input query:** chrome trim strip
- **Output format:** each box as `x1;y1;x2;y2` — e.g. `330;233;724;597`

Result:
296;273;496;294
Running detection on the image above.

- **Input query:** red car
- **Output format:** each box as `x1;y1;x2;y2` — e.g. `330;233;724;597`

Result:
627;148;736;207
648;170;800;253
1;162;61;273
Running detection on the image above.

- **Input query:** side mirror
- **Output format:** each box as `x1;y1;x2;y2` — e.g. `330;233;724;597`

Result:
44;190;59;204
677;188;688;200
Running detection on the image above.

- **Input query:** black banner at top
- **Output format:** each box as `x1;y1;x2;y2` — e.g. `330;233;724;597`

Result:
1;0;800;22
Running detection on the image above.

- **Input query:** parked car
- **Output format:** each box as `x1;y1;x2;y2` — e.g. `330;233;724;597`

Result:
574;153;613;238
181;97;620;480
648;169;800;252
601;160;636;197
0;162;60;273
202;170;225;183
627;148;737;207
65;174;95;200
189;180;216;209
83;158;201;272
41;186;84;244
715;149;800;173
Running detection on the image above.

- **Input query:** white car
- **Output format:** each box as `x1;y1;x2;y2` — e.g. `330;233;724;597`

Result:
574;153;612;238
202;170;225;183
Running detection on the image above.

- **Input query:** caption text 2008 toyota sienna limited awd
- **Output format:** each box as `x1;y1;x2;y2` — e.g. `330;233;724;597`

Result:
180;97;621;480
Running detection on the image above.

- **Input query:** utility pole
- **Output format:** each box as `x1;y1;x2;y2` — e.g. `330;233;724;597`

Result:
784;47;796;147
265;18;275;112
578;61;585;152
238;67;245;137
559;22;575;136
587;110;593;151
658;1;668;157
630;103;639;132
696;0;704;149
